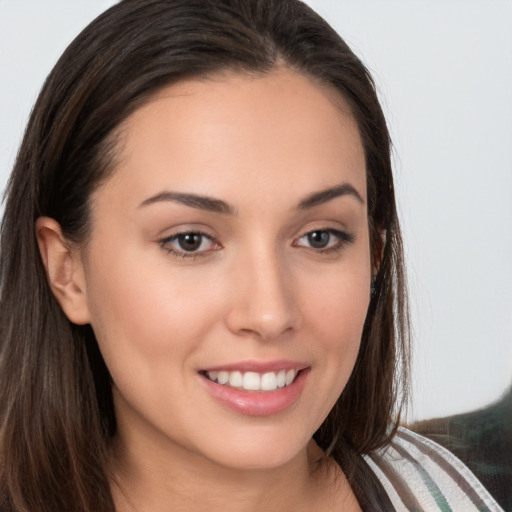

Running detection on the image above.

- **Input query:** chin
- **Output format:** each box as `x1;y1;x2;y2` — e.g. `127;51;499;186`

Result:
193;425;313;472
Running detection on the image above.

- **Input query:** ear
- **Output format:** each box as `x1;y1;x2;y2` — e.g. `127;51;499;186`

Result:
36;217;91;325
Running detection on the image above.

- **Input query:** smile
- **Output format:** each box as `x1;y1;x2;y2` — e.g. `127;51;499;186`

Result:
199;364;310;416
204;369;298;392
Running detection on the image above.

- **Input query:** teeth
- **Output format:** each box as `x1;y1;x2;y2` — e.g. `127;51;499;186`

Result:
243;372;260;390
276;370;286;388
218;371;229;385
229;371;243;388
260;372;277;391
205;369;298;391
285;369;296;386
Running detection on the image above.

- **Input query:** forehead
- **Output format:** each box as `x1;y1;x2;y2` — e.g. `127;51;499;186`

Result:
95;69;366;211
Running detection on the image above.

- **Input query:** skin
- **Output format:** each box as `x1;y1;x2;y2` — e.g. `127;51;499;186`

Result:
37;69;370;511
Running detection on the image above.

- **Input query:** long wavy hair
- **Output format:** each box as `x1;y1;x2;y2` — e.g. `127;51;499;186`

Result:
0;1;409;510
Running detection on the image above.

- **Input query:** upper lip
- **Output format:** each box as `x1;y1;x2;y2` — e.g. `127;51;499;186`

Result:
200;360;309;373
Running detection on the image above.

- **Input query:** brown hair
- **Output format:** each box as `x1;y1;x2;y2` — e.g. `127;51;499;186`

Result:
0;1;409;510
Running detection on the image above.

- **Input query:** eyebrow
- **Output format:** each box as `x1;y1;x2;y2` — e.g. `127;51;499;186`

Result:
297;182;364;209
139;191;235;214
138;181;364;214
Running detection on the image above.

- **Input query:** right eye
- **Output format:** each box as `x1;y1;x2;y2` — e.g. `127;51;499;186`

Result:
159;231;221;258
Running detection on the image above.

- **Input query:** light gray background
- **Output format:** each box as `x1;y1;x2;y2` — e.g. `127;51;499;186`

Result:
1;0;511;421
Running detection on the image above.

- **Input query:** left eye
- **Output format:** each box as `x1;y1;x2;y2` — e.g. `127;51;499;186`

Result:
295;229;352;251
161;232;219;255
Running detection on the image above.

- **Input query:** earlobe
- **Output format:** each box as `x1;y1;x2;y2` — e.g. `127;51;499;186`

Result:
35;217;91;325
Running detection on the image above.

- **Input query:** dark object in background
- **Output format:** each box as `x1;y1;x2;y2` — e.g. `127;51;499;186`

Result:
412;387;512;511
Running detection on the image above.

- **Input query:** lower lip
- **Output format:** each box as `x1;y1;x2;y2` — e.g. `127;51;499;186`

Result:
199;369;309;416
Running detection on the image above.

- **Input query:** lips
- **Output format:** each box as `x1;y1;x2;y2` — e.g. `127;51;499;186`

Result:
198;361;310;416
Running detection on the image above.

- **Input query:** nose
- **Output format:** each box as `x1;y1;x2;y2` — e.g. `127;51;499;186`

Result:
224;249;300;341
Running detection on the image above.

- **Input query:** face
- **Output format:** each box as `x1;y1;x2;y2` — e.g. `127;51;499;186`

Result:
78;69;371;471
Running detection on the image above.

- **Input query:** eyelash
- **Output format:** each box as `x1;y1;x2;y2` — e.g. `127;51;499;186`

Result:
159;228;355;259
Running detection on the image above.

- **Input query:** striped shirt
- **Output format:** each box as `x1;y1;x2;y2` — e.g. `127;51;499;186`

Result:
364;427;504;511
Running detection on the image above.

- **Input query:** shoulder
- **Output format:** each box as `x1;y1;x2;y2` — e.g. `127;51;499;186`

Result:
362;426;504;511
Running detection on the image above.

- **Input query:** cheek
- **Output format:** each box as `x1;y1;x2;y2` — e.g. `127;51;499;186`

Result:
301;253;371;345
314;284;369;380
308;279;369;334
298;260;371;414
83;250;224;383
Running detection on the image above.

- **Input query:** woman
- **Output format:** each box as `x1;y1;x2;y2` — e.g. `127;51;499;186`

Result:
0;1;502;510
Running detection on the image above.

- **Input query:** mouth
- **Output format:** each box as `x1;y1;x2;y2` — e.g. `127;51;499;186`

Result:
201;368;300;392
198;363;310;416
